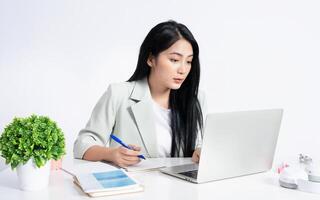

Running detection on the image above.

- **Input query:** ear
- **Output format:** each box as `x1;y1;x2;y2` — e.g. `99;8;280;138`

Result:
147;54;155;68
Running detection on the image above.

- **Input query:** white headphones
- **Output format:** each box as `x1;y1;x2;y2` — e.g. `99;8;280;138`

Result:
279;154;320;194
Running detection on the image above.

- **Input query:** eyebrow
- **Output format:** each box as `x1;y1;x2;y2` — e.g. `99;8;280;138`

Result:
169;52;193;57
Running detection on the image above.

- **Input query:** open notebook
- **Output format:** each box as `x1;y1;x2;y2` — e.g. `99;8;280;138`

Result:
124;158;166;172
123;158;195;172
62;160;143;197
73;169;143;197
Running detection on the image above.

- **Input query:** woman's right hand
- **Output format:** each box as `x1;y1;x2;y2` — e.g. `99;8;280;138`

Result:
109;145;142;168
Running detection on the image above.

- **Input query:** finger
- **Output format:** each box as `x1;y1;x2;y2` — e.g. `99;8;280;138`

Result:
192;156;199;163
116;157;134;168
196;148;201;156
128;144;141;151
192;151;200;163
122;156;140;161
196;152;201;162
192;155;198;163
118;162;128;168
119;147;140;156
121;157;140;166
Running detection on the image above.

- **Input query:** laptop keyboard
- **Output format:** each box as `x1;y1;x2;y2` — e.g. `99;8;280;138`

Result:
179;170;198;179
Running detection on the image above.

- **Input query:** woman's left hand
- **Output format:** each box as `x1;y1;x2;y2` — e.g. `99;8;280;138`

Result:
192;148;201;163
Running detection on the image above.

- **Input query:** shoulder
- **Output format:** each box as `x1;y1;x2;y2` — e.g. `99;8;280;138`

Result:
107;81;134;95
94;81;134;109
105;81;135;99
93;81;135;113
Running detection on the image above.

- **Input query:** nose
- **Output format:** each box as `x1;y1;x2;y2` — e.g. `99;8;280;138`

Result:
178;63;188;75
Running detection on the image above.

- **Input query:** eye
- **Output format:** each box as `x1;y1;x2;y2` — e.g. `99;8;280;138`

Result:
187;61;192;65
170;58;179;63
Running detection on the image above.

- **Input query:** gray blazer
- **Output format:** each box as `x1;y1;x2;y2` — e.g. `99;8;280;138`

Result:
73;78;207;159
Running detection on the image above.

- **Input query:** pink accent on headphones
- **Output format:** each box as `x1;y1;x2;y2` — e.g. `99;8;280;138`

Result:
277;162;289;174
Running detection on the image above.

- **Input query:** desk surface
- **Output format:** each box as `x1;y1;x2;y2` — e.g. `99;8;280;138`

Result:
0;158;319;200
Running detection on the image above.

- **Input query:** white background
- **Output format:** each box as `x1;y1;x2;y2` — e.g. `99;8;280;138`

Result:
0;0;319;165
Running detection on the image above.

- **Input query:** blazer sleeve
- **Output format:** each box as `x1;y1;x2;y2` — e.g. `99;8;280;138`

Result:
195;90;207;149
73;85;118;159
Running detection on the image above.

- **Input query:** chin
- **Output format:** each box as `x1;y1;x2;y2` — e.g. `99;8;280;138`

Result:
170;83;183;90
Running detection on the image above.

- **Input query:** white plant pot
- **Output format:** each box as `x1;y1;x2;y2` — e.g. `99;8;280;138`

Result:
16;159;51;191
0;156;9;171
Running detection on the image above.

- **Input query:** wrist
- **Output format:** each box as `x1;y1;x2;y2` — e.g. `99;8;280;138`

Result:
103;147;117;162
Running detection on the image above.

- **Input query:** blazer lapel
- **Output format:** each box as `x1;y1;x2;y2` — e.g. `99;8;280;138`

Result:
129;78;158;157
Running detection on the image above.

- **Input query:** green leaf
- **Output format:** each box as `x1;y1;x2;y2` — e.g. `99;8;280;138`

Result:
0;115;66;169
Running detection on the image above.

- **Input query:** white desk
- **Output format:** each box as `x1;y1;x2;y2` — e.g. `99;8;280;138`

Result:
0;158;319;200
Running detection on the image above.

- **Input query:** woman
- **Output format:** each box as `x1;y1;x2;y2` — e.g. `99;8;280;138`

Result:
74;20;207;168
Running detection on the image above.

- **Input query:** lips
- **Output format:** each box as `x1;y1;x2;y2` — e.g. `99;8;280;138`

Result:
173;78;184;83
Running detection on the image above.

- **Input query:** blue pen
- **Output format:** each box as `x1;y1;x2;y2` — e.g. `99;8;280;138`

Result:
110;134;146;160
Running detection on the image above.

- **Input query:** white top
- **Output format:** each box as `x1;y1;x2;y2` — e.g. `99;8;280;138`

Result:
152;100;172;157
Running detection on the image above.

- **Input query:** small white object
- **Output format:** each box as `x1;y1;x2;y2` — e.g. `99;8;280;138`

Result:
16;159;51;191
279;167;308;189
279;154;320;194
306;163;320;182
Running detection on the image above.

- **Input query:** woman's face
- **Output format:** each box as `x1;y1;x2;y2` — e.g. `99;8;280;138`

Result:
148;38;193;90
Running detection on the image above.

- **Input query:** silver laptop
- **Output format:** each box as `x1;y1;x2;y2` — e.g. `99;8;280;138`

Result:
160;109;283;183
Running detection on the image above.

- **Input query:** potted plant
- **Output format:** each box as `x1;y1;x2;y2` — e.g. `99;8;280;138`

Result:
0;114;65;191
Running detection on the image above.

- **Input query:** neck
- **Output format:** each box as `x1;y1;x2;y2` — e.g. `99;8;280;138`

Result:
148;76;170;109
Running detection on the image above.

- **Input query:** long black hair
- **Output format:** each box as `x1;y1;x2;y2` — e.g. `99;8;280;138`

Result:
128;20;203;157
